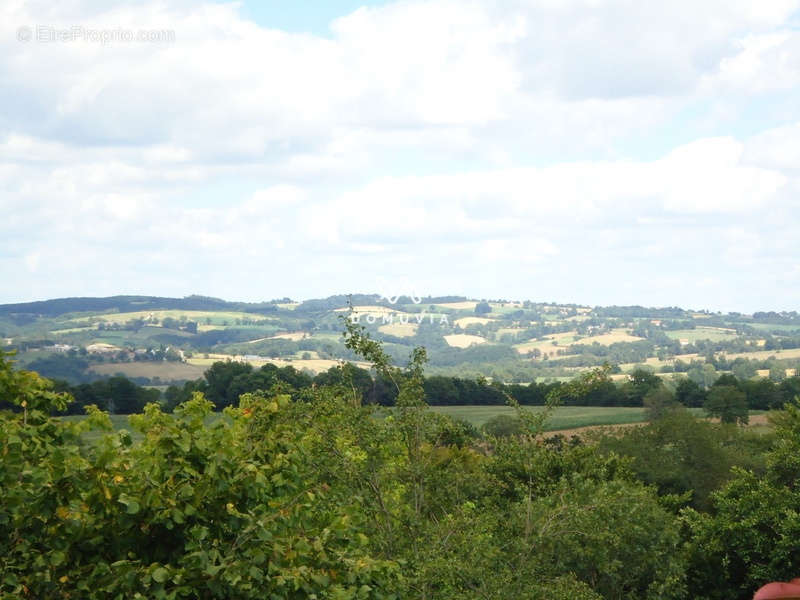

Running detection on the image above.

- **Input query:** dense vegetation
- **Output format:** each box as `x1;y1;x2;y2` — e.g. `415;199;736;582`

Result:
2;315;800;599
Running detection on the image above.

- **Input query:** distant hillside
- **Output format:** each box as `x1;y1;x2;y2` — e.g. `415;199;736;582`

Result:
2;293;799;387
0;295;282;317
0;294;473;317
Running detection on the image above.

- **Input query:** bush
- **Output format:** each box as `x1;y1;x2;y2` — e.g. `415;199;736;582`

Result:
482;414;523;437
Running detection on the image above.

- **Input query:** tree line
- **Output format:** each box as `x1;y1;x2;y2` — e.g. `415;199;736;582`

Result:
164;360;800;413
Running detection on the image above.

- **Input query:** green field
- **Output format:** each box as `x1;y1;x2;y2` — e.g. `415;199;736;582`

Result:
745;323;800;333
665;327;738;342
63;406;767;443
65;407;652;436
431;406;767;432
430;405;653;430
88;361;207;381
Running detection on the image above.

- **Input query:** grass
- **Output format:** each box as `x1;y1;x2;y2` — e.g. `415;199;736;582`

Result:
431;406;766;432
378;322;418;337
430;405;652;430
745;323;800;333
88;361;206;381
665;327;738;343
69;406;651;438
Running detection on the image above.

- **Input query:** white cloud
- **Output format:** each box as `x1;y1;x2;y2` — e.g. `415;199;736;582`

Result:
1;0;800;310
742;122;800;171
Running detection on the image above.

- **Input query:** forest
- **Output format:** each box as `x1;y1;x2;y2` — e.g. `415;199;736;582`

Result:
2;316;800;599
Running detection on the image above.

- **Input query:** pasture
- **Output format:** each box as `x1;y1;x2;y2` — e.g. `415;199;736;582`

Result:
431;405;652;430
665;327;738;343
88;361;206;380
64;407;654;437
431;406;766;432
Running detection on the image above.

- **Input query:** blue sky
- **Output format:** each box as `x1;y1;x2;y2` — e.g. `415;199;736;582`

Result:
1;0;799;312
227;0;393;36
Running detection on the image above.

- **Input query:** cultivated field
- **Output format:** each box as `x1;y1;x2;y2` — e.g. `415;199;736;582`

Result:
514;331;577;356
577;330;644;345
432;301;477;310
269;331;308;341
187;354;369;374
444;334;487;348
513;329;643;356
378;322;418;337
88;361;206;380
454;316;494;328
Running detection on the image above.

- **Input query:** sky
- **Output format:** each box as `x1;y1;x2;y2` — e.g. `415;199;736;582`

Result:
1;0;800;312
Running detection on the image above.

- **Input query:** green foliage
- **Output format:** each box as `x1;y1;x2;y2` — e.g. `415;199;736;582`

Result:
683;397;800;599
643;386;679;421
675;378;706;408
0;349;72;414
597;409;769;510
481;414;523;437
507;476;687;599
705;385;749;425
0;377;400;598
474;301;492;315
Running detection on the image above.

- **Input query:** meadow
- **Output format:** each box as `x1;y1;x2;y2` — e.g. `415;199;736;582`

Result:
665;327;739;342
431;405;652;429
63;406;740;438
88;361;206;380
